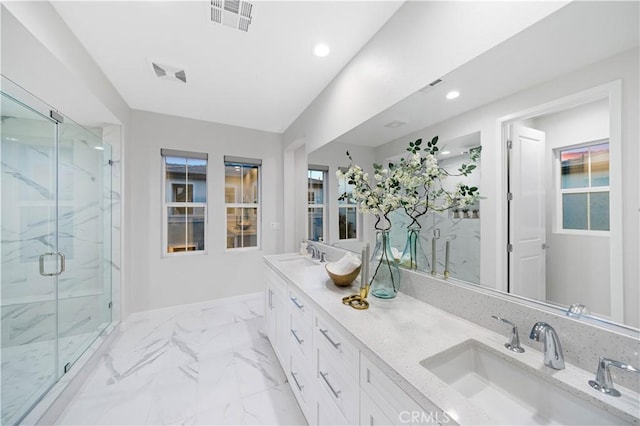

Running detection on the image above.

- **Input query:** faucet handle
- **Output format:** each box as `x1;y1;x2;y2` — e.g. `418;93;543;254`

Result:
589;356;640;397
491;315;525;353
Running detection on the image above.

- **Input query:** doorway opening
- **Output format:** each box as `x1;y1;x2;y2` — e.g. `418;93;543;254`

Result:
500;81;622;323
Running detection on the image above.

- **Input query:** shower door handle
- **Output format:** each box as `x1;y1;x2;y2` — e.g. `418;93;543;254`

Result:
39;252;65;276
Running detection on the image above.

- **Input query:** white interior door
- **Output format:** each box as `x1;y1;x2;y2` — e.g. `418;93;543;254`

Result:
509;124;547;301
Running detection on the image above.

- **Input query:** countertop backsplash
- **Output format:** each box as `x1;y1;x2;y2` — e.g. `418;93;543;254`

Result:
313;242;640;393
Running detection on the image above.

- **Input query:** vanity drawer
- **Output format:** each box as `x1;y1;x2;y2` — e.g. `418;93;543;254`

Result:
360;354;430;425
316;346;359;424
289;352;313;422
315;375;350;426
314;313;358;373
289;310;312;358
288;287;312;327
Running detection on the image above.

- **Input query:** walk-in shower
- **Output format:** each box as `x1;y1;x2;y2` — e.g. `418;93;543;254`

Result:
1;87;113;425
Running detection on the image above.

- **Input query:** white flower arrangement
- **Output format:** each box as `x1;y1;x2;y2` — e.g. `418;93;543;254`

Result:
338;136;481;230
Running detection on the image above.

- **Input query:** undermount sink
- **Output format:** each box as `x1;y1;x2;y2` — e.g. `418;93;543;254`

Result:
420;339;630;425
278;256;319;268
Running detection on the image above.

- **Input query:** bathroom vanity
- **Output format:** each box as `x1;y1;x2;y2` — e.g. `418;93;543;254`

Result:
264;253;639;425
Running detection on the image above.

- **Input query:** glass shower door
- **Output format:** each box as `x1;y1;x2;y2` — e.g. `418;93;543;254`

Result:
56;119;112;373
1;93;60;425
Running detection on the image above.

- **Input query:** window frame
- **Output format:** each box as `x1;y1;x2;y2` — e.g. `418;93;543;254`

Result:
337;166;359;241
307;167;328;242
224;157;262;251
554;139;610;235
161;150;208;257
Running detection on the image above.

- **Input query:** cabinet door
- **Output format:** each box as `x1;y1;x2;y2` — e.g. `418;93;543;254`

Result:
265;268;288;364
360;354;441;425
265;281;277;346
361;390;394;426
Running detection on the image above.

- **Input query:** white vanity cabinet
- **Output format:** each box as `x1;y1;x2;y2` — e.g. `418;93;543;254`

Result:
264;259;431;426
360;354;437;426
313;313;359;425
264;267;288;364
286;286;315;421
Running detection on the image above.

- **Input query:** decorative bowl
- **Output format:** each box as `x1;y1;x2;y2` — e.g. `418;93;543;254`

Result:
325;264;361;287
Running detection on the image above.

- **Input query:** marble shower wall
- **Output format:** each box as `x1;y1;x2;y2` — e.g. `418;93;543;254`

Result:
1;114;114;351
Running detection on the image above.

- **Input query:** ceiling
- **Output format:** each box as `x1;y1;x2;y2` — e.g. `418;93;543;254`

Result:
332;1;639;148
51;1;404;133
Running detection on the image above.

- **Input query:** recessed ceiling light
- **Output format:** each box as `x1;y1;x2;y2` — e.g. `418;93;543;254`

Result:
94;146;105;151
441;150;451;155
446;90;460;100
314;43;330;57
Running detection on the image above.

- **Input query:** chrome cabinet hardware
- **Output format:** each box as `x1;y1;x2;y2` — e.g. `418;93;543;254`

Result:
291;329;304;345
319;371;341;398
290;297;304;310
291;371;304;391
319;328;341;349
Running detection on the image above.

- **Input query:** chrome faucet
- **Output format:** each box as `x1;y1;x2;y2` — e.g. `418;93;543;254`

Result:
306;244;320;260
492;315;525;353
529;322;565;370
588;357;640;397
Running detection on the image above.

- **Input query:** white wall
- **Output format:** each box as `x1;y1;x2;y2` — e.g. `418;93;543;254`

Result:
283;1;565;153
372;48;638;328
129;110;284;312
530;99;610;317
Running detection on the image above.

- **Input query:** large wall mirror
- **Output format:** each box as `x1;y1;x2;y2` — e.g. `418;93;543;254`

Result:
307;1;639;331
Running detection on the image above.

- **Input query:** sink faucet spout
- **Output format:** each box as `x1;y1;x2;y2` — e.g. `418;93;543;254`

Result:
529;322;565;370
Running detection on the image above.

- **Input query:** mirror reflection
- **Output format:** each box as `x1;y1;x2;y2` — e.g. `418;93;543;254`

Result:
307;1;639;330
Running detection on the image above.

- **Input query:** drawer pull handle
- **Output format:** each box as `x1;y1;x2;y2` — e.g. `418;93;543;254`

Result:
290;297;304;310
291;329;304;345
291;371;304;391
319;328;341;349
319;371;341;398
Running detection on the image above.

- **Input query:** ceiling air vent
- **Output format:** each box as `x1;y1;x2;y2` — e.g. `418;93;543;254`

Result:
151;62;187;84
211;0;253;32
419;78;444;94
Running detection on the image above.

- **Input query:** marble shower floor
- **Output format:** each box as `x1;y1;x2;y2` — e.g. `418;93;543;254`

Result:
54;293;306;425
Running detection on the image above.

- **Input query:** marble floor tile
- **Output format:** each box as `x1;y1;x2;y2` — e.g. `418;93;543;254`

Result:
144;365;199;425
241;384;307;426
229;316;269;351
196;353;241;412
197;324;233;361
233;343;287;398
195;399;245;426
54;294;305;426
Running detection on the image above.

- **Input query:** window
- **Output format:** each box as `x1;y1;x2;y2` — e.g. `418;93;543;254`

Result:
558;141;609;231
307;167;327;242
337;167;358;240
162;149;207;254
225;156;261;249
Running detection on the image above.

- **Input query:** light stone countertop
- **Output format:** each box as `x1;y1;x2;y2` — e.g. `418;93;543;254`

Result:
265;253;640;425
